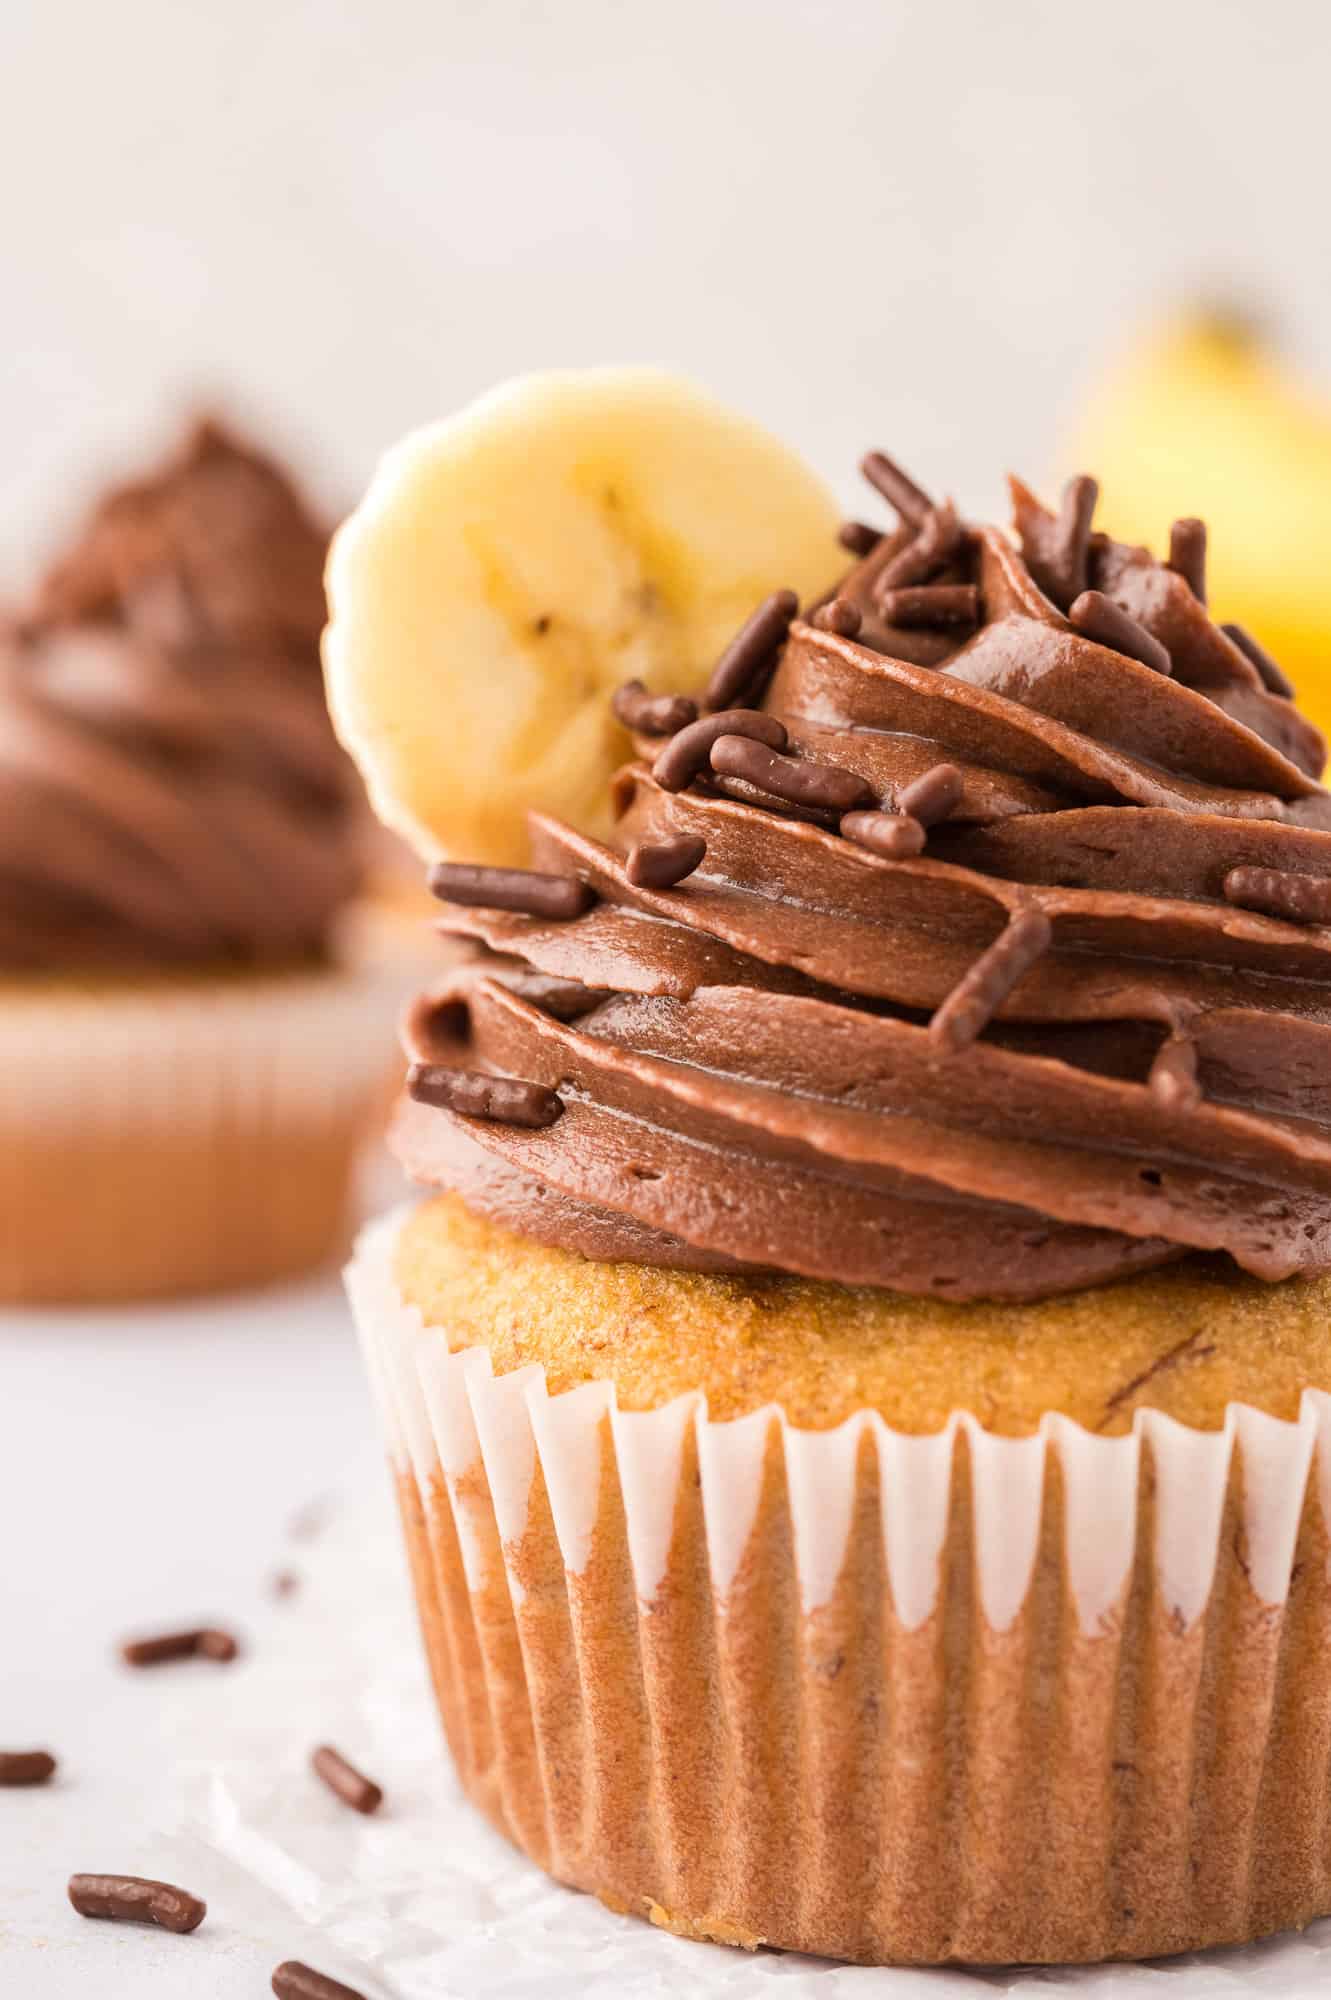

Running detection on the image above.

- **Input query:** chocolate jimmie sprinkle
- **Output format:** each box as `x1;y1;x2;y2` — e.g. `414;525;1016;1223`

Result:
428;863;594;920
653;709;786;792
195;1628;239;1661
68;1874;206;1934
1168;518;1207;604
841;810;925;859
408;1064;564;1128
811;596;863;637
1070;591;1172;675
703;589;798;710
1223;622;1296;700
840;761;962;863
121;1627;239;1667
0;1749;56;1786
931;908;1053;1053
1149;1035;1202;1111
1224;866;1331;926
272;1962;368;2000
611;678;698;737
626;835;706;889
898;762;964;828
1020;473;1099;609
837;520;881;556
877;584;978;630
312;1744;383;1816
120;1629;201;1667
710;736;871;813
876;501;964;592
860;450;932;527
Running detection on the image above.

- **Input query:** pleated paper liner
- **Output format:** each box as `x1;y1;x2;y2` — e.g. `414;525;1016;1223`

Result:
348;1208;1331;1967
0;964;405;1302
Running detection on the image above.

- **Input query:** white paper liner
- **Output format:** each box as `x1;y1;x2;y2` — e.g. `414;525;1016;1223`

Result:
349;1208;1330;1636
142;1482;1331;1999
0;963;405;1131
346;1206;1331;1966
0;963;412;1298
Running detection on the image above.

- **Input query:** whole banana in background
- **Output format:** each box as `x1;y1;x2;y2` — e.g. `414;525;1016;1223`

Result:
1067;309;1331;738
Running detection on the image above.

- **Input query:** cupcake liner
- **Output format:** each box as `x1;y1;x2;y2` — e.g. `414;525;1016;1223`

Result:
348;1207;1331;1966
0;965;406;1302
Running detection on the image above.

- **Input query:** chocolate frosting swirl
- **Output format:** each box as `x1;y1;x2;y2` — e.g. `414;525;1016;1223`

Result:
1;421;360;967
397;465;1331;1301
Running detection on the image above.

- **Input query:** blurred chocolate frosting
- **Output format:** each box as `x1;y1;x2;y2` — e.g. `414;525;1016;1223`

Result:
0;419;361;968
398;461;1331;1302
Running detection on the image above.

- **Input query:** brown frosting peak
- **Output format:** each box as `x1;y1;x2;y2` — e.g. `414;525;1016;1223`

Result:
1;420;360;968
397;457;1331;1302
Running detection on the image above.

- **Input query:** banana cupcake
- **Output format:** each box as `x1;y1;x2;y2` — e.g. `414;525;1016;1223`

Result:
331;370;1331;1964
1;417;402;1301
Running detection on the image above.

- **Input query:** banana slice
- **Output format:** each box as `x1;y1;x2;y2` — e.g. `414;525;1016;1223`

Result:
324;368;844;865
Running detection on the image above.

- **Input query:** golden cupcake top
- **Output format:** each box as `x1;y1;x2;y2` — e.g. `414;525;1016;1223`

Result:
326;369;1331;1302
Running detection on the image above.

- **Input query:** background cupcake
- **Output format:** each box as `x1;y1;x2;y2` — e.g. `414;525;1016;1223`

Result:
0;416;405;1301
330;370;1331;1964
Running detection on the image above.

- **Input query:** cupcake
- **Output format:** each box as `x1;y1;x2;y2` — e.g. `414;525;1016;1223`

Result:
1;417;403;1301
330;369;1331;1964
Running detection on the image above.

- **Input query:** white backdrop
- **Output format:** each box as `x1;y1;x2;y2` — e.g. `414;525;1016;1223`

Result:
4;0;1328;576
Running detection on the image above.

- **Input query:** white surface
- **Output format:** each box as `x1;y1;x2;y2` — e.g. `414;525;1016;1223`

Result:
2;0;1329;580
0;1230;379;1996
7;1251;1331;1996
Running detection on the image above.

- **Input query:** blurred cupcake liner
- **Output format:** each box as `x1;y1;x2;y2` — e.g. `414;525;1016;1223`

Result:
0;964;408;1302
349;1208;1331;1966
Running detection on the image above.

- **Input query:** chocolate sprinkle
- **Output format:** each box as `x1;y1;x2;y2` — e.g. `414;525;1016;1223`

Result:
1168;518;1207;604
841;810;925;859
272;1962;368;2000
1224;866;1331;927
312;1744;383;1816
1149;1035;1202;1111
877;584;978;630
876;500;965;592
120;1630;199;1667
428;863;594;920
1022;474;1099;609
1069;591;1172;675
120;1627;239;1667
626;835;707;889
811;596;863;637
898;762;964;828
1223;622;1296;700
408;1063;564;1128
611;678;698;737
0;1749;56;1786
931;908;1053;1053
860;450;932;527
68;1874;206;1934
703;590;798;711
709;736;871;813
195;1628;239;1661
838;520;881;557
652;709;786;792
